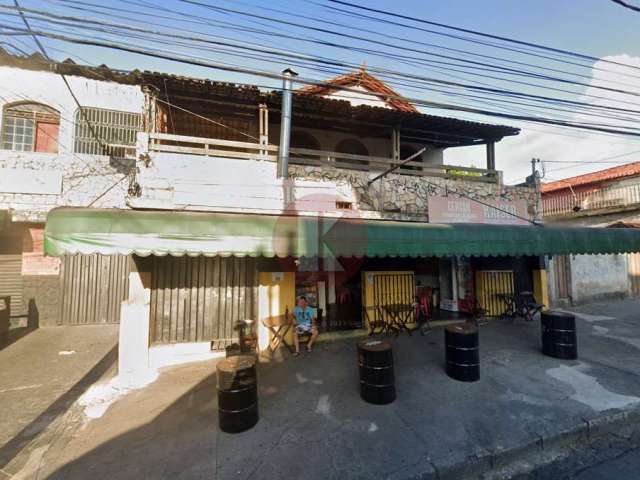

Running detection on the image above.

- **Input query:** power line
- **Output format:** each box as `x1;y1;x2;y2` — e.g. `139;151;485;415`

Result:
13;2;640;119
154;97;260;141
178;0;640;102
5;7;638;131
4;22;640;138
610;0;640;12
327;0;640;73
11;0;107;156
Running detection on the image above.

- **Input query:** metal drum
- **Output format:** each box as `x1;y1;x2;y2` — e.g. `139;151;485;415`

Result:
357;338;396;405
445;323;480;382
217;355;259;433
541;311;577;360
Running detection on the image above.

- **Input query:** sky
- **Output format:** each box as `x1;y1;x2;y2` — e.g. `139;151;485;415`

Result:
2;0;640;185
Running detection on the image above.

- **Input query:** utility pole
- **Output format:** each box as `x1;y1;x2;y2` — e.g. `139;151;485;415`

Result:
530;158;542;224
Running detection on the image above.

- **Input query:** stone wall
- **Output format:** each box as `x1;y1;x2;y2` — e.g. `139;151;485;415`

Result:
289;164;537;220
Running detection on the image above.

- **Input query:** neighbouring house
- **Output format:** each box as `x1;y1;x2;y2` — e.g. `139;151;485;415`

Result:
3;49;640;376
0;50;144;327
542;162;640;305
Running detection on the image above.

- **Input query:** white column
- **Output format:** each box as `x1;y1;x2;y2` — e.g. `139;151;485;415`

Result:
118;257;153;384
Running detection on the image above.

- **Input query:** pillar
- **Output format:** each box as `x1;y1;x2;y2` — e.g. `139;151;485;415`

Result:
257;271;295;351
533;270;550;310
532;256;550;309
486;142;496;171
118;256;153;382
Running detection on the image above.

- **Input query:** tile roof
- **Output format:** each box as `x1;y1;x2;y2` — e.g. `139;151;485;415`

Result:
297;67;418;113
0;48;519;145
541;162;640;194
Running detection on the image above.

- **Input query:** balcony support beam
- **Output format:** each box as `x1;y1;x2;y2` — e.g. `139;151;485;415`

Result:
486;142;496;171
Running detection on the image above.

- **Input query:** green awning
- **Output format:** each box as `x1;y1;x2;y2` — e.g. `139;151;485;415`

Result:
44;207;640;258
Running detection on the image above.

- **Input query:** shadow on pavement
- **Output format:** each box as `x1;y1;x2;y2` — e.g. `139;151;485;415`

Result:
47;371;219;480
0;344;118;469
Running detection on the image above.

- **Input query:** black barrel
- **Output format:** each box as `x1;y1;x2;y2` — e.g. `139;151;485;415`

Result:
541;310;577;360
445;323;480;382
357;339;395;404
217;355;259;433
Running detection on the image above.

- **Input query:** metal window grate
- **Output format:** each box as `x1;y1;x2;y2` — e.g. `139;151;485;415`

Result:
73;107;141;157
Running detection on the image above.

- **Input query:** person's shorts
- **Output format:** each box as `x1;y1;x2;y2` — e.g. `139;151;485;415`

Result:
296;324;315;335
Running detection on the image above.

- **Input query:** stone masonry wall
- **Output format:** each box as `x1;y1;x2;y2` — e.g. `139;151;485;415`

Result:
289;165;537;220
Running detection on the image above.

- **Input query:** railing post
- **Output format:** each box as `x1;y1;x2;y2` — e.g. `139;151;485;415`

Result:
259;103;269;159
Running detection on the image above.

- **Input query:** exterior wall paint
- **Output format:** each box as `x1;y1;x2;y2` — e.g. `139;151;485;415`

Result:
0;66;144;150
0;152;133;222
133;152;536;221
324;85;390;109
569;254;630;304
545;205;640;306
0;66;144;221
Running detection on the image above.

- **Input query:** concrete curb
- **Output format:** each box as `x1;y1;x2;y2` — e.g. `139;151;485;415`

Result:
445;405;640;480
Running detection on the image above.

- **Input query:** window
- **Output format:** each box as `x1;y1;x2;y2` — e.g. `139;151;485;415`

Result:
1;102;60;153
74;107;142;157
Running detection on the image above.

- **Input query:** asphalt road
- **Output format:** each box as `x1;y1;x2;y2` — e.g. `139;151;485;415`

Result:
569;448;640;480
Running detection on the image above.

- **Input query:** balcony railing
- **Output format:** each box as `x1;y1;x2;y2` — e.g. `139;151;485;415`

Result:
147;133;500;183
543;183;640;217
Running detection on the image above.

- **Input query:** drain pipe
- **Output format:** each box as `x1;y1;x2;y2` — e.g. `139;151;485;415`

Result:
277;68;298;178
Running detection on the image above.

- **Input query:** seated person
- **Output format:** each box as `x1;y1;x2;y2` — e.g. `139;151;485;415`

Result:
292;296;318;356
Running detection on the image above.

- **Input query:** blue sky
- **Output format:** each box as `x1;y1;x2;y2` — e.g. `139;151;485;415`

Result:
3;0;640;182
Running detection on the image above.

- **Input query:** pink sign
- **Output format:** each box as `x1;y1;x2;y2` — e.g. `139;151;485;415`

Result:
428;196;529;225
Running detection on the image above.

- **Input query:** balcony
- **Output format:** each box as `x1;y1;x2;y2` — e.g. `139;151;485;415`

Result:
542;183;640;218
128;132;527;222
145;133;500;182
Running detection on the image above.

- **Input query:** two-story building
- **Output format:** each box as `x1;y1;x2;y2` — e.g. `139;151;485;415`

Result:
4;50;640;375
542;162;640;305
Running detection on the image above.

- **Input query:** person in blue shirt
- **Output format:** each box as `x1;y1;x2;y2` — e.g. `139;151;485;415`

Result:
292;296;318;356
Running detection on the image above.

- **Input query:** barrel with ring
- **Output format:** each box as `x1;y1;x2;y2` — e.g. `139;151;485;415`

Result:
357;338;395;404
541;310;577;360
217;355;259;433
445;323;480;382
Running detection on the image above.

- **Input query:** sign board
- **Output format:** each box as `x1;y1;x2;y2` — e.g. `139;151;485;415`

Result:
0;168;62;195
21;227;60;275
428;196;529;225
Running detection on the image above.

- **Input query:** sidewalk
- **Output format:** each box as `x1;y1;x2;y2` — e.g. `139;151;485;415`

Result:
43;300;640;479
0;325;118;479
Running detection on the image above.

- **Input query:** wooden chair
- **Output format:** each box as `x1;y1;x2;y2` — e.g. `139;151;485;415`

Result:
515;291;544;322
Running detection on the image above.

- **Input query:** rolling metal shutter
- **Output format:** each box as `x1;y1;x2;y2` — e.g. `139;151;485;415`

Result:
0;254;24;316
60;254;129;325
149;256;258;349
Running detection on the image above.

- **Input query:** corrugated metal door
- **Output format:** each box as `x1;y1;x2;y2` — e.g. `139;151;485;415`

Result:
150;256;258;349
0;254;23;315
367;272;415;326
629;253;640;296
553;255;572;301
60;254;130;325
475;270;515;316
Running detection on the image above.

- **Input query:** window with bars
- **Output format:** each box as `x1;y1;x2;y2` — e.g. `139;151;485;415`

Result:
73;107;142;157
1;102;60;153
